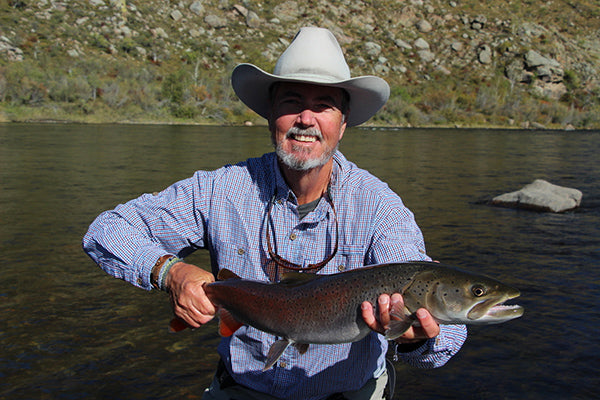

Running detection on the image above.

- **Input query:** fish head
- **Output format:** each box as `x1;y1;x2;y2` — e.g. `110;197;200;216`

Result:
403;266;524;325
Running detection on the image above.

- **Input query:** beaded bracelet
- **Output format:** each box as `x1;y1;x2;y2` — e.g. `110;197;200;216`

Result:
158;256;183;291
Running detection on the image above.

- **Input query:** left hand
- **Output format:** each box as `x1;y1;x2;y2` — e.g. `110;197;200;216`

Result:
361;293;440;343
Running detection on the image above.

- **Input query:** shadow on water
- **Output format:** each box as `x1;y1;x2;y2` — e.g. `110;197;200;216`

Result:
1;124;598;399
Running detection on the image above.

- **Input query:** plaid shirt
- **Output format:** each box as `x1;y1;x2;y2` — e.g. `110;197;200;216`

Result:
83;151;467;400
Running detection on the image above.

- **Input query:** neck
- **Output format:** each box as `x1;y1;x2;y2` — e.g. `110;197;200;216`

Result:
279;159;333;205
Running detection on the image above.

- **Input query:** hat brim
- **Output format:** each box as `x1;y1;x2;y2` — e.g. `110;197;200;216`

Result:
231;63;390;127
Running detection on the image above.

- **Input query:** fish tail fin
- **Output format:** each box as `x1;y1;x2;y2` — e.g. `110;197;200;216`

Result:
263;338;291;371
169;317;189;333
218;309;244;337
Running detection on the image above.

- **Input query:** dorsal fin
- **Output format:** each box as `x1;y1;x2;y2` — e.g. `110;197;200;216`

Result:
217;268;241;281
279;272;321;286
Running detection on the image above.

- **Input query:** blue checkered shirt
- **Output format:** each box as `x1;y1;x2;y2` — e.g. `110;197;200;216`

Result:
83;151;467;400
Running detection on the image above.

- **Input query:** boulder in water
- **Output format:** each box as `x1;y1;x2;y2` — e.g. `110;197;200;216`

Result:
490;179;582;213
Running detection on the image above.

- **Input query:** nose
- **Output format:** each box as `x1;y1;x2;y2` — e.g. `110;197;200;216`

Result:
296;108;316;127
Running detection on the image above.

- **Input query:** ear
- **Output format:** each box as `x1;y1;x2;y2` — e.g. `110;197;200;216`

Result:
338;118;347;141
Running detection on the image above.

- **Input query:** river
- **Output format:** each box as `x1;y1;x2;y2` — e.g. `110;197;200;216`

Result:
1;123;598;399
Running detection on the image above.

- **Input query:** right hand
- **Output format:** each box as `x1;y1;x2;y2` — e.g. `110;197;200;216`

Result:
165;262;216;328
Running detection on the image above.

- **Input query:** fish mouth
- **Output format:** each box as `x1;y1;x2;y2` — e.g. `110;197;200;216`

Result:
468;291;524;323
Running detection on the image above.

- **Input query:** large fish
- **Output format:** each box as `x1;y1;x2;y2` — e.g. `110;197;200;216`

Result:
176;261;524;370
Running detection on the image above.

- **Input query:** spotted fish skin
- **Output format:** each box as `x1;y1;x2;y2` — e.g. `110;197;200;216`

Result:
204;261;524;345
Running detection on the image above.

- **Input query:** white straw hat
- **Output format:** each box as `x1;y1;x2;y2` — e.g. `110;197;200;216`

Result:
231;27;390;127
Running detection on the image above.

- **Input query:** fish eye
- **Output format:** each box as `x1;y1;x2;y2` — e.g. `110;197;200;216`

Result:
471;285;486;297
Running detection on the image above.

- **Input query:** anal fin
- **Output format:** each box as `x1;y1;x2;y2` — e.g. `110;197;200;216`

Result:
294;343;310;355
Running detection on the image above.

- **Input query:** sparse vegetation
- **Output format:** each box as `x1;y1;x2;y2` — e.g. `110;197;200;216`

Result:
0;0;599;128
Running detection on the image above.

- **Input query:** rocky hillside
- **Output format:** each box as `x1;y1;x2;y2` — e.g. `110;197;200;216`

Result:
1;0;599;129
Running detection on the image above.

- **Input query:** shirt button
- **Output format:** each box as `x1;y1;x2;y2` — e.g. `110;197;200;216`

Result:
337;265;345;272
137;277;143;286
237;248;245;255
289;233;297;241
279;362;287;368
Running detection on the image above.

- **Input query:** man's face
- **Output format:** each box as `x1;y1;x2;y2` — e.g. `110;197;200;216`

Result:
269;82;348;171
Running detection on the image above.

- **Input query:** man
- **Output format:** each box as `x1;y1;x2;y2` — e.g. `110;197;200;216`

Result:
83;27;467;399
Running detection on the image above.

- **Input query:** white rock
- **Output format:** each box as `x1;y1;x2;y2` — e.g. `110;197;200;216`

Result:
491;179;582;213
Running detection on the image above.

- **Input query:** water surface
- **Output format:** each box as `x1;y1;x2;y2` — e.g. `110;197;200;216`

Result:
1;124;598;399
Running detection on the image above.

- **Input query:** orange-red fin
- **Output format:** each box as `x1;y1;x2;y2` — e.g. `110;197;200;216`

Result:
169;317;189;333
218;309;244;337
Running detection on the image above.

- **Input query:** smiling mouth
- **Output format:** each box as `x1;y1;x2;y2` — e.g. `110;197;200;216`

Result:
286;127;322;144
292;134;318;143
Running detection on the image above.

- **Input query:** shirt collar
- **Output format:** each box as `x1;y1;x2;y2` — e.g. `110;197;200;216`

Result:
269;150;349;204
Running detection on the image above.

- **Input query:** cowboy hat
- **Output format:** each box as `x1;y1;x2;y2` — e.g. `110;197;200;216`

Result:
231;27;390;127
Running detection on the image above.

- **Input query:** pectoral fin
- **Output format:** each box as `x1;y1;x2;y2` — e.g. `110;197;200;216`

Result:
263;338;291;371
218;309;244;337
384;308;419;340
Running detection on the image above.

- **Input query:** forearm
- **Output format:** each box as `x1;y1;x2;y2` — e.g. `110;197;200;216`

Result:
83;179;205;289
83;204;176;289
396;324;467;368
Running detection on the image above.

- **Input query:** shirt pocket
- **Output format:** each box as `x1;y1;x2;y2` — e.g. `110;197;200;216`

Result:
211;239;253;278
323;244;366;274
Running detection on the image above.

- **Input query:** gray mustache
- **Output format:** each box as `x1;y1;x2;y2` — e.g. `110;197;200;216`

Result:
286;127;323;140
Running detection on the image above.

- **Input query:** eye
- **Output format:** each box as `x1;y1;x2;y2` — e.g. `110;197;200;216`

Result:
471;285;486;297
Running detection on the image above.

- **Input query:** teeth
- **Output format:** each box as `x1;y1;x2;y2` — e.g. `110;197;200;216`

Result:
293;134;317;143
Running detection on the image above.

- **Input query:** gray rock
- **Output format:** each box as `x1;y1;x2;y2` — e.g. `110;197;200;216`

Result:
190;1;204;15
365;42;382;57
418;50;435;63
416;19;432;33
414;38;430;50
394;38;412;50
204;14;228;29
273;1;301;22
170;10;183;21
153;27;169;39
471;15;487;30
451;41;463;52
246;11;260;29
233;4;248;17
478;44;492;64
490;179;582;213
0;36;24;62
525;50;560;69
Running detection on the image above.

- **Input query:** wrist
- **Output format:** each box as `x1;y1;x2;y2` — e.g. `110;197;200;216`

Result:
150;254;183;291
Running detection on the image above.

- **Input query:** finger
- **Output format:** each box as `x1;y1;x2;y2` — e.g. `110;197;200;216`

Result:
361;301;377;330
378;294;391;330
415;308;440;339
171;290;216;327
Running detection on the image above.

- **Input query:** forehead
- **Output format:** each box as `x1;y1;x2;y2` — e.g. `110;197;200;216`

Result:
272;82;345;103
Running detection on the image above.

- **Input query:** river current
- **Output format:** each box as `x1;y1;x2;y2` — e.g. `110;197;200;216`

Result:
1;124;598;399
